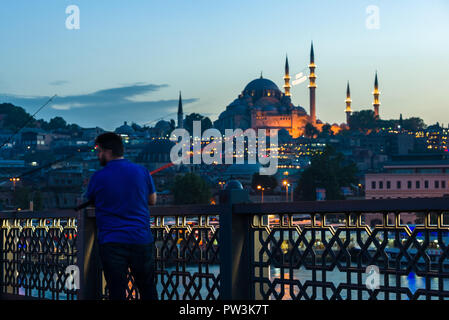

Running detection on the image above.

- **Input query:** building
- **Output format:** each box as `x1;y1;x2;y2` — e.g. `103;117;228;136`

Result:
365;154;449;199
214;44;317;138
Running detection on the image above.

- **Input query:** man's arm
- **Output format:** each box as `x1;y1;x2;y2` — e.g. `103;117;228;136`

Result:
148;192;157;206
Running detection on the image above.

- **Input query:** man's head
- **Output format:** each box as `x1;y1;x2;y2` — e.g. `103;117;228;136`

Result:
94;132;124;166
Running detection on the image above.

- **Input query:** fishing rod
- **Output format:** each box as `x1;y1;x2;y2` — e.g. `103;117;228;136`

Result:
0;95;57;180
0;95;57;150
74;128;264;211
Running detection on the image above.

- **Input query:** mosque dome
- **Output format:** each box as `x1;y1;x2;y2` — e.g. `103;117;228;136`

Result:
244;78;280;93
115;121;135;135
242;76;282;100
136;138;175;163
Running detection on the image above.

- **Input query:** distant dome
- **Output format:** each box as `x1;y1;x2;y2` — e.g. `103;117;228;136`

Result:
136;138;175;163
225;180;243;190
243;77;280;93
115;121;135;135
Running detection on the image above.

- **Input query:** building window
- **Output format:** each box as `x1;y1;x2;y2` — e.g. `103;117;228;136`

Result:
387;181;391;189
371;181;376;189
416;181;420;189
443;181;446;189
408;181;412;189
379;181;383;189
435;181;440;189
425;180;429;189
397;181;401;189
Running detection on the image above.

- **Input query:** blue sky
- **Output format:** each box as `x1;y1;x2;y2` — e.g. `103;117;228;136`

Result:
0;0;448;130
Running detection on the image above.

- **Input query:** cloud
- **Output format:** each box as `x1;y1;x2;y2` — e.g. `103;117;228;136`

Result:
0;83;199;130
49;80;69;86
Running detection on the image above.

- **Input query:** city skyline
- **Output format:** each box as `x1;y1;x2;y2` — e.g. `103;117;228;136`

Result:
0;0;448;130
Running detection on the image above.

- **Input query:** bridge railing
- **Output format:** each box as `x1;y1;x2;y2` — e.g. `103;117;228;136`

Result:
2;197;449;300
0;210;84;300
233;197;449;300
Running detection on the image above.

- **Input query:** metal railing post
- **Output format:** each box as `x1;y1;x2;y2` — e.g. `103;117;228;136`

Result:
219;186;252;300
77;209;101;300
0;224;3;299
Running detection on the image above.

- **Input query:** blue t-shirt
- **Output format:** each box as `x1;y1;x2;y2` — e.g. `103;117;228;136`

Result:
85;159;156;245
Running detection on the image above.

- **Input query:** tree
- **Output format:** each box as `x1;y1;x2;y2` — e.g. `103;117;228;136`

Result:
46;117;68;131
319;123;333;137
171;173;212;204
184;113;213;135
13;187;32;209
402;117;426;131
348;110;377;133
304;123;319;138
0;103;35;131
294;145;358;201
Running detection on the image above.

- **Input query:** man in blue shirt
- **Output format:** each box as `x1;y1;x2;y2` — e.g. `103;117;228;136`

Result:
85;132;158;300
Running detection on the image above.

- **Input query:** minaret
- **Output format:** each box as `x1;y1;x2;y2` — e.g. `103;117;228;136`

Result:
283;54;291;97
373;71;380;118
177;91;183;129
345;81;352;125
308;42;317;124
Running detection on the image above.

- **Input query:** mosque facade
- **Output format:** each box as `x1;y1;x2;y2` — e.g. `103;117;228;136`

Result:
214;44;318;139
213;43;381;138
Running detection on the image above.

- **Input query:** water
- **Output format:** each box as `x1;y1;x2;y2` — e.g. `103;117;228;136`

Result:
158;264;448;300
17;265;448;300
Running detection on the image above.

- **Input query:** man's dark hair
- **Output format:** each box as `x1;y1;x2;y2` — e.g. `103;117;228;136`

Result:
95;132;124;157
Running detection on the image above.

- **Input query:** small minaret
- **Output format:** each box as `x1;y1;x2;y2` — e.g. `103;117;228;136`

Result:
345;81;352;125
177;91;183;129
373;71;380;118
308;42;317;124
283;54;291;97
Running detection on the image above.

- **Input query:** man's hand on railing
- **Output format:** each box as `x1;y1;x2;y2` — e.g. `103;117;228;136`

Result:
74;199;95;212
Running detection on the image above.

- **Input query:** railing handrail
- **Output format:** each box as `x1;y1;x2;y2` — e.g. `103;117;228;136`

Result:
233;197;449;214
82;197;449;219
0;210;80;219
3;197;447;220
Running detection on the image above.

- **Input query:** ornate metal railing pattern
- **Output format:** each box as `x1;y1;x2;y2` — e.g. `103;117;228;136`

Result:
99;206;222;300
151;214;220;300
242;200;449;300
0;213;79;300
2;198;449;300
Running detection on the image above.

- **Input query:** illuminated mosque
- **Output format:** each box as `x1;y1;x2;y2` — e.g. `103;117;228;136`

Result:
212;43;381;138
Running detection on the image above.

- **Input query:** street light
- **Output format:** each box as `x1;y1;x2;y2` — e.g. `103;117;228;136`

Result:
283;180;289;202
257;185;265;203
10;177;20;192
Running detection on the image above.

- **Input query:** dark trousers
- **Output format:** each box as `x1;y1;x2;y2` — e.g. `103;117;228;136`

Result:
99;242;158;300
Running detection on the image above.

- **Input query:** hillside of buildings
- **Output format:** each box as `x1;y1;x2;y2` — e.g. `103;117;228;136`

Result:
0;101;448;214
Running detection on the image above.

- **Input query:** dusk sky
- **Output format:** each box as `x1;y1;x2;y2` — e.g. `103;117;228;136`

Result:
0;0;448;131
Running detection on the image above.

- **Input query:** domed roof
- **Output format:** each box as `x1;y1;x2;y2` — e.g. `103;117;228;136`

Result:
255;96;281;107
115;121;135;135
155;120;171;130
225;180;243;190
136;138;175;163
243;77;280;93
